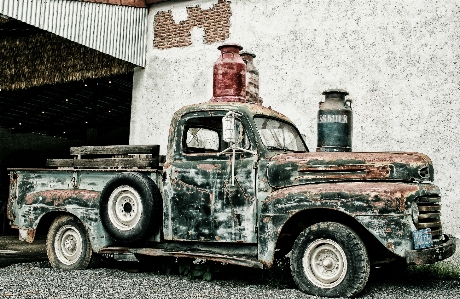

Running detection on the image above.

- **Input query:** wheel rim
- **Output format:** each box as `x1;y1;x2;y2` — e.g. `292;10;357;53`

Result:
54;225;83;265
107;185;143;231
302;238;347;289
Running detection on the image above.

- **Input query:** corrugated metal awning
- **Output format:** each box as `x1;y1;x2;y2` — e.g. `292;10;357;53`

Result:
0;0;147;67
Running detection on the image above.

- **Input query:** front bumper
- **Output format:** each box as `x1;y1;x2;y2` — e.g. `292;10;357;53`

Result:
406;234;456;265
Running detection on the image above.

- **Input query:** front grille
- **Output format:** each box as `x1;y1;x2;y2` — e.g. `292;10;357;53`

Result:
415;196;442;244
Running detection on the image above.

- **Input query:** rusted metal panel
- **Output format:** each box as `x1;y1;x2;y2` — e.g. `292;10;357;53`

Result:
24;190;100;206
257;213;289;268
263;182;438;215
18;228;36;243
6;171;19;222
354;215;414;256
8;169;161;250
130;247;263;269
267;151;433;188
257;182;441;265
164;109;258;243
406;234;456;265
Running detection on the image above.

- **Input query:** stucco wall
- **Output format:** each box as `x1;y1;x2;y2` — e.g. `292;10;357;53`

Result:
130;0;460;236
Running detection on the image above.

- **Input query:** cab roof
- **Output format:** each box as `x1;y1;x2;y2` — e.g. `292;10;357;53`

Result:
172;102;294;124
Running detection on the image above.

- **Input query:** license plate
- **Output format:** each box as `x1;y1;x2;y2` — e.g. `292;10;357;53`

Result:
413;228;433;250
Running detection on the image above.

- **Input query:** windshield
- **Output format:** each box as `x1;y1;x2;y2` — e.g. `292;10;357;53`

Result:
254;117;308;152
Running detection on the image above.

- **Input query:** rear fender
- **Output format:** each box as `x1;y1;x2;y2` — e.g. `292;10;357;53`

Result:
13;189;115;252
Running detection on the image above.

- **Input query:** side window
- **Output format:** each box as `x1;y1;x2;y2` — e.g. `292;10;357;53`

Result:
181;115;251;155
182;116;222;154
185;127;219;153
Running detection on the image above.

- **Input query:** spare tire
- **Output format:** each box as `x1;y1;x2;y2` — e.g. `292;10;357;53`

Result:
100;172;161;243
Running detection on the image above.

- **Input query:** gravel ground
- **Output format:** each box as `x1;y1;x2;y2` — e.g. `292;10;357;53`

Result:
0;243;459;299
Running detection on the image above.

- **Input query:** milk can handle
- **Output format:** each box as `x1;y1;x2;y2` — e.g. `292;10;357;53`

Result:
345;99;352;108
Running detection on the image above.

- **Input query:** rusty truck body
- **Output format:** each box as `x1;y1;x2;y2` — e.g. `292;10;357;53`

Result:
6;101;456;297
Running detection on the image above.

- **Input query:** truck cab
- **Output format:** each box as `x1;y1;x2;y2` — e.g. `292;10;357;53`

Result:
162;102;305;244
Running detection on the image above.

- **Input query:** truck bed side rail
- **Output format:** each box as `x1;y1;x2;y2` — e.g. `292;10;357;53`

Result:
47;145;164;169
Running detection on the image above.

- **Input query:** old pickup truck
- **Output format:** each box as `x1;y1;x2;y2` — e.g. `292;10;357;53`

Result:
6;101;456;297
6;43;457;297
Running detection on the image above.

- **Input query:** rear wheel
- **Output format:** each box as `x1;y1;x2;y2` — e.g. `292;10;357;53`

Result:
47;215;94;270
290;222;370;297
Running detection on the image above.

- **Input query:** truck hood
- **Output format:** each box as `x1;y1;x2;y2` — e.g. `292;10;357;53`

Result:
267;152;433;188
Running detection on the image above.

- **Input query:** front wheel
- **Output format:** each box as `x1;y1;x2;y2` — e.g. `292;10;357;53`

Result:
46;215;94;270
290;222;370;298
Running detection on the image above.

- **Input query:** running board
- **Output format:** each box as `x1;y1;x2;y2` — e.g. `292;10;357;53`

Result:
101;247;263;269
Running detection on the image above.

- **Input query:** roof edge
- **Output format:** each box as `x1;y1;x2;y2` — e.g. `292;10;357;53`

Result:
80;0;146;8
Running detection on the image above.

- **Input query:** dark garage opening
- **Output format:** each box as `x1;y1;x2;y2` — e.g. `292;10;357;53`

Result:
0;73;134;234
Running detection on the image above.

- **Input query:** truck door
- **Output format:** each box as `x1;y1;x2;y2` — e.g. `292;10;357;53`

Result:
166;110;258;243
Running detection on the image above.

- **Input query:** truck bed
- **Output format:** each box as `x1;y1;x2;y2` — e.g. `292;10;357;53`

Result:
7;145;164;250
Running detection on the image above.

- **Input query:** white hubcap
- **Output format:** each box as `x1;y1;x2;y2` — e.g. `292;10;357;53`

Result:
303;239;347;288
55;225;83;265
108;185;143;231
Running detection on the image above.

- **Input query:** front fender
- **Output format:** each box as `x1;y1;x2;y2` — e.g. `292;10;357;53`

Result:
258;182;440;266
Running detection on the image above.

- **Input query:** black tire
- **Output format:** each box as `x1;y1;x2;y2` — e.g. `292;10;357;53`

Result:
100;172;160;243
46;215;94;270
290;222;370;298
372;258;408;278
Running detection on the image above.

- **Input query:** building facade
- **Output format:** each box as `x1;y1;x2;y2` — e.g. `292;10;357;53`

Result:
130;0;460;236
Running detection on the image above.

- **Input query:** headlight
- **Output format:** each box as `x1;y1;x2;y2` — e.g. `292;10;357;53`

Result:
418;166;429;179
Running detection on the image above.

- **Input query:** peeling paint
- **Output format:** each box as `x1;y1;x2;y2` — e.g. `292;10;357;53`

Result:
7;102;455;273
25;189;100;206
268;152;433;188
19;228;36;243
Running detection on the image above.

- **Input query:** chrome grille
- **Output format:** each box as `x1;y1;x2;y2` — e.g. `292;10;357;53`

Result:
416;196;442;244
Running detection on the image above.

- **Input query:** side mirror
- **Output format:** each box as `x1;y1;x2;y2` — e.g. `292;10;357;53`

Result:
222;112;236;143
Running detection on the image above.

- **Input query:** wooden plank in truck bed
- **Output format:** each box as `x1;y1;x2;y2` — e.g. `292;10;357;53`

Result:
70;145;159;156
47;157;159;168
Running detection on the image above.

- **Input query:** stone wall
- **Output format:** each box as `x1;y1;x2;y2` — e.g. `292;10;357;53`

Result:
153;0;231;49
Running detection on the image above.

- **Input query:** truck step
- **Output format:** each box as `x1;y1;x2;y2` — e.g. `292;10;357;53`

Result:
100;247;263;269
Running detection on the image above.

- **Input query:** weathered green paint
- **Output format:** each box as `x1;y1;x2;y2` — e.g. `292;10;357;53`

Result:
164;109;258;242
8;169;162;251
267;152;433;188
257;182;440;265
7;101;455;269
